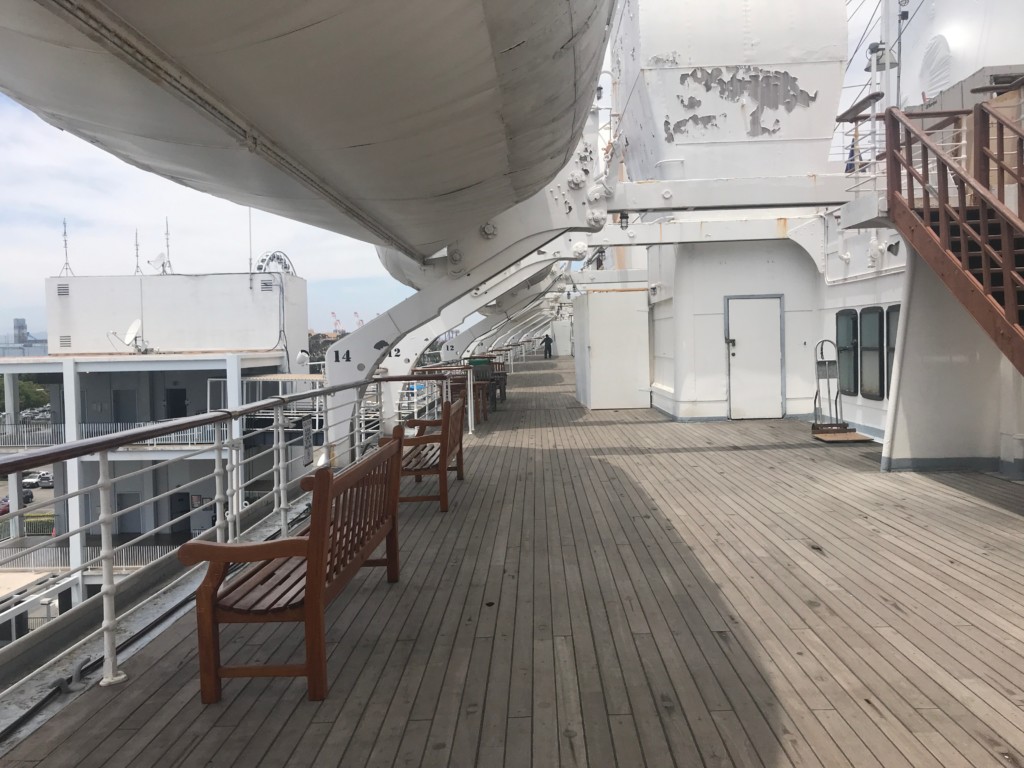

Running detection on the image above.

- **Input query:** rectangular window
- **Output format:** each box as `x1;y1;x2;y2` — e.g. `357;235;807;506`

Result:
860;306;884;400
836;309;858;395
886;305;900;395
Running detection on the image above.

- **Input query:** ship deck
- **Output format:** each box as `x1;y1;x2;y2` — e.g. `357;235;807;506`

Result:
3;356;1024;767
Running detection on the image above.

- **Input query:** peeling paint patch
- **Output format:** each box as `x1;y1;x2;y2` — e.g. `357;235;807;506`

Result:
649;52;679;66
665;113;721;141
678;96;703;110
676;65;818;138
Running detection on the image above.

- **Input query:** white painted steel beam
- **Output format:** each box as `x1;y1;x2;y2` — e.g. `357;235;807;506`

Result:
325;150;607;440
376;256;575;418
445;275;566;360
471;304;550;354
488;307;552;351
509;317;551;347
584;211;829;272
604;177;852;213
381;253;564;379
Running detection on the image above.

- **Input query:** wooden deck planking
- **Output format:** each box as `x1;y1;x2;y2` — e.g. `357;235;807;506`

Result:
3;356;1024;767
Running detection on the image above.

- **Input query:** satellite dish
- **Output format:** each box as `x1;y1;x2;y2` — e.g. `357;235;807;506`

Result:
124;319;142;346
148;252;169;273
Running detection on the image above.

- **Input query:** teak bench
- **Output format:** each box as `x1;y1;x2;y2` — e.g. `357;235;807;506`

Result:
391;398;465;512
177;426;404;703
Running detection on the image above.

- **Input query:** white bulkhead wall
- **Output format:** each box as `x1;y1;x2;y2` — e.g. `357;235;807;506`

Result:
884;253;1024;475
610;0;846;182
550;320;572;357
662;240;822;420
45;273;308;357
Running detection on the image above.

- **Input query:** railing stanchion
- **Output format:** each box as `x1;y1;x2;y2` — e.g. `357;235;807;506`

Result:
226;436;241;541
97;451;127;686
322;392;334;468
273;404;287;537
213;424;227;543
466;368;475;434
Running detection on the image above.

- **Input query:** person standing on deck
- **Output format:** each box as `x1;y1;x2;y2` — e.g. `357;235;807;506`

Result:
542;334;553;359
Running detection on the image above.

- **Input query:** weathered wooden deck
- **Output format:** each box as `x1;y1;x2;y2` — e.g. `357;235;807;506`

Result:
4;356;1024;767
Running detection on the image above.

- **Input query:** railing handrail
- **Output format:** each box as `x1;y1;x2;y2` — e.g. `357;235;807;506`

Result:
980;101;1024;144
373;374;450;383
887;107;1024;234
0;377;375;476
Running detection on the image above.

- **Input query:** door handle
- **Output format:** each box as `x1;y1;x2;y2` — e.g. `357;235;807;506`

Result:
725;338;736;347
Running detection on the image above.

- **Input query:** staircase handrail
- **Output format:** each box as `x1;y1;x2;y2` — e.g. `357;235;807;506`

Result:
886;106;1024;375
975;101;1024;220
886;107;1024;235
979;100;1024;143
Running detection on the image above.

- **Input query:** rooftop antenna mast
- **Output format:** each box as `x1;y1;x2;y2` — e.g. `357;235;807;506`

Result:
134;229;143;274
163;217;173;274
58;219;75;277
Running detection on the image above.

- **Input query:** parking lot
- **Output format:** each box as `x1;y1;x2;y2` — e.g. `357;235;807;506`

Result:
0;468;56;533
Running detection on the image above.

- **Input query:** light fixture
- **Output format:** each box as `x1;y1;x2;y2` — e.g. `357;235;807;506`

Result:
864;42;898;72
296;349;310;365
620;212;629;230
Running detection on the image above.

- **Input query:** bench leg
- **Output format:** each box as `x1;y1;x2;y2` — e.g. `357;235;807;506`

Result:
439;468;449;513
414;474;422;483
456;445;465;481
385;522;400;583
195;603;222;704
305;608;328;701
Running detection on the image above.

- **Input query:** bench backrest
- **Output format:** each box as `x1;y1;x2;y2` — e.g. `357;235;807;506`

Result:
300;426;404;606
446;399;465;459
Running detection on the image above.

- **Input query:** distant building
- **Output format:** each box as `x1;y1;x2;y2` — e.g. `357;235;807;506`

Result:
0;272;313;540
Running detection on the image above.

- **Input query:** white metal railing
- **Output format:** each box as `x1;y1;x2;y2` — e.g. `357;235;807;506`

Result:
0;422;220;448
0;546;178;570
78;422;220;446
835;111;970;201
0;374;451;688
0;423;65;447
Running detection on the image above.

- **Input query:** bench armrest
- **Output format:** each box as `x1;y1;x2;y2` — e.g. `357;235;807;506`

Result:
406;417;441;428
178;536;309;566
403;433;442;447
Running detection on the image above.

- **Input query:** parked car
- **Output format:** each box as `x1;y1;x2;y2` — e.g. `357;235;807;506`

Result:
22;472;41;488
1;490;35;514
39;473;53;489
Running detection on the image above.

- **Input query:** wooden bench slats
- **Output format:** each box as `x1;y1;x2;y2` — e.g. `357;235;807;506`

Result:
178;426;405;703
219;557;309;613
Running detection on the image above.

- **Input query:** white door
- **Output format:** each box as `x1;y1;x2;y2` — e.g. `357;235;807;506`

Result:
726;297;783;419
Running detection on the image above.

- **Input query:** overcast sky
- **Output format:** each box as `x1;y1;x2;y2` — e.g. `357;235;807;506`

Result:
0;94;413;337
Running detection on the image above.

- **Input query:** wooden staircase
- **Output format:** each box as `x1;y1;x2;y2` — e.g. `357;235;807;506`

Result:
886;106;1024;376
